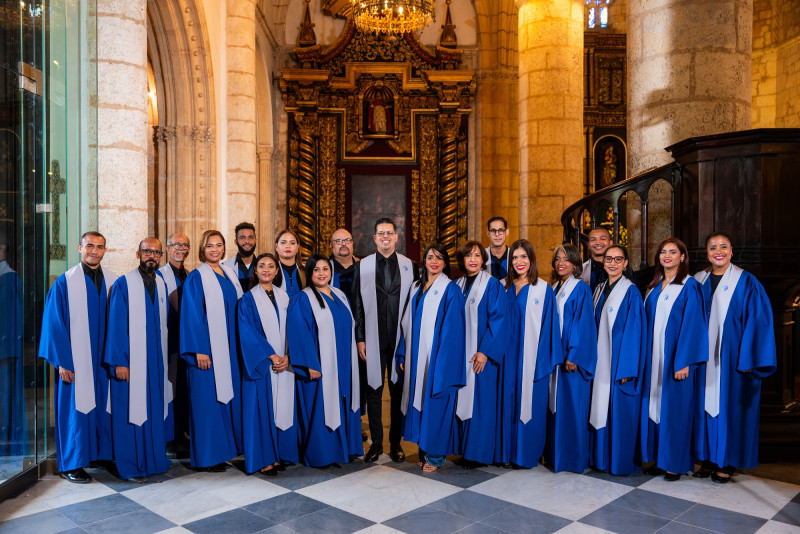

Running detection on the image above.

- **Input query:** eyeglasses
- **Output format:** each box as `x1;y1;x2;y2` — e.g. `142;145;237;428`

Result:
375;231;395;237
488;228;507;235
139;249;164;257
169;243;189;249
332;238;353;245
603;256;625;264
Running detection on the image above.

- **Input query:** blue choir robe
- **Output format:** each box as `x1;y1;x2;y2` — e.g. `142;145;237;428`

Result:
180;269;242;467
1;264;26;456
397;279;466;457
640;277;708;474
589;281;646;475
278;263;303;299
505;282;561;468
457;275;508;464
693;268;776;470
288;290;362;467
237;290;298;472
158;264;187;443
104;275;170;479
545;279;598;473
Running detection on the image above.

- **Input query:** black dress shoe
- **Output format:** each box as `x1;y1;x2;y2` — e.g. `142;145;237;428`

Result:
126;476;148;484
663;472;681;482
197;462;228;472
259;467;278;477
644;465;665;476
692;468;712;479
275;463;287;472
710;472;732;484
362;432;368;442
389;445;405;463
60;468;92;484
364;444;382;463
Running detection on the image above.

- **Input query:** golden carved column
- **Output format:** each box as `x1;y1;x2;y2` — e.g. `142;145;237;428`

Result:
437;115;461;259
294;113;318;260
517;0;584;250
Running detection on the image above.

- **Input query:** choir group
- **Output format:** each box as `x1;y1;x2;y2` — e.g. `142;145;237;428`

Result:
38;216;777;486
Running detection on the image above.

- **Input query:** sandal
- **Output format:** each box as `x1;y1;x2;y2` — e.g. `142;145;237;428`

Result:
422;462;438;473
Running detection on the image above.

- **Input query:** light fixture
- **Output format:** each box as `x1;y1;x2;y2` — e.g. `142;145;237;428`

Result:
350;0;434;35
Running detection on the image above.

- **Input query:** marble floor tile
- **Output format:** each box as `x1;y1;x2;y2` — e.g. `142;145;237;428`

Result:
608;488;696;520
479;502;573;534
578;503;670;534
296;465;461;523
427;490;512;522
454;522;509;534
655;522;723;534
385;461;499;489
244;492;329;524
80;508;176;534
470;468;632;521
281;505;373;534
772;502;800;527
0;475;116;521
698;475;800;520
757;520;800;534
582;468;652;488
264;464;337;491
351;524;406;534
56;493;144;526
0;509;78;534
637;475;722;504
553;522;616;534
182;507;273;534
123;470;288;525
676;503;768;534
381;505;474;534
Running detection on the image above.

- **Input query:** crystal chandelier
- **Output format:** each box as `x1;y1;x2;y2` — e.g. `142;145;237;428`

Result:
350;0;435;35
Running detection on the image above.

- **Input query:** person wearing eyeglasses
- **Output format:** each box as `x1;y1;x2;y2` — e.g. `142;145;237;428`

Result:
104;238;172;483
180;230;244;472
588;245;646;475
329;228;358;302
485;217;510;280
159;233;191;456
39;232;117;483
351;217;418;463
640;237;708;482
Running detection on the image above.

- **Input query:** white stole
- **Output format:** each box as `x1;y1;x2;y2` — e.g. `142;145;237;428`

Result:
589;277;632;430
250;285;295;430
695;264;743;417
65;264;117;414
519;279;548;423
124;269;170;425
485;246;510;275
646;276;688;424
581;259;592;285
158;264;178;301
303;286;360;430
359;253;414;388
223;255;250;279
548;276;580;413
455;271;491;420
400;275;450;415
197;263;242;404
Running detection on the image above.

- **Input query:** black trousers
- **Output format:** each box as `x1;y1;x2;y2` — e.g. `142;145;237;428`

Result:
366;348;404;449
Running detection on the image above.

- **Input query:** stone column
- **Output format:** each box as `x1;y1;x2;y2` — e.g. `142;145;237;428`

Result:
97;0;148;274
517;0;584;250
257;144;275;253
628;0;752;175
226;0;258;240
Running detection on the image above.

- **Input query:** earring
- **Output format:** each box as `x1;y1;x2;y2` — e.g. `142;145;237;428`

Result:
680;259;684;263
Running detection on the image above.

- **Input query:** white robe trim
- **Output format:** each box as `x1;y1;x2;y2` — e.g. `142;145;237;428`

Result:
548;276;581;414
400;274;450;415
589;276;633;430
197;263;241;404
484;246;509;276
645;276;688;424
359;253;414;388
65;264;116;415
581;259;592;285
250;285;295;430
0;260;13;277
223;255;251;279
520;279;548;424
455;271;491;420
124;270;170;425
303;286;360;430
695;264;743;417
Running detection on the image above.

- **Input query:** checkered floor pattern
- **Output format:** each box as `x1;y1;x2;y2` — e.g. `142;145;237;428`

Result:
1;452;799;534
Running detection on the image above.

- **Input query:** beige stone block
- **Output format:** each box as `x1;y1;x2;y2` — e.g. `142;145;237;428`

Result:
227;171;258;194
695;51;750;101
628;52;692;108
540;170;582;197
537;119;581;147
97;107;148;149
227;119;257;142
227;17;256;44
528;69;571;97
228;50;256;74
227;95;256;119
226;143;257;174
96;63;146;108
227;192;258;223
227;0;256;19
96;0;145;21
97;16;147;66
518;50;548;73
525;145;565;171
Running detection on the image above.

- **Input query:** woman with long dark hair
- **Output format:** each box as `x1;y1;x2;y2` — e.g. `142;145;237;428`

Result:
288;254;361;467
274;229;305;298
237;253;296;475
544;244;597;473
396;243;466;472
640;237;708;481
180;230;243;471
503;239;561;469
588;244;646;475
454;240;508;468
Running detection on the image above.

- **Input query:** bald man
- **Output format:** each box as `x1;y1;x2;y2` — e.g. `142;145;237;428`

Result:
329;228;358;303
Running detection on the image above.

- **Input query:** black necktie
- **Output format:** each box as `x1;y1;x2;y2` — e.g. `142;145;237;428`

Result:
382;258;392;292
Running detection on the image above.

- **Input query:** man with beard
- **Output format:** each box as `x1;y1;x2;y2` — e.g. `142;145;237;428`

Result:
581;227;612;292
329;228;357;302
159;233;190;455
104;238;172;482
223;222;256;290
39;232;116;483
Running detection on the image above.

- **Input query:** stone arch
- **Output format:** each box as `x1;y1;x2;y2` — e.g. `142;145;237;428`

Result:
147;0;217;268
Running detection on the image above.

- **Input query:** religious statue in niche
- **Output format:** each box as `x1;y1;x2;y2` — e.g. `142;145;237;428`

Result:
362;83;395;138
593;136;626;190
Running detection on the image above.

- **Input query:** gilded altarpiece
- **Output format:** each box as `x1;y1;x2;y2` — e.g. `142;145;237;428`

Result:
280;8;474;261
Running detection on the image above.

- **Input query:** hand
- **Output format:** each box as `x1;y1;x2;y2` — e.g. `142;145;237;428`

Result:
197;353;211;370
115;366;130;381
619;377;631;384
564;360;578;372
58;366;75;384
470;352;488;374
271;354;289;373
309;369;321;380
674;366;689;381
743;369;752;373
357;342;367;362
398;362;404;372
